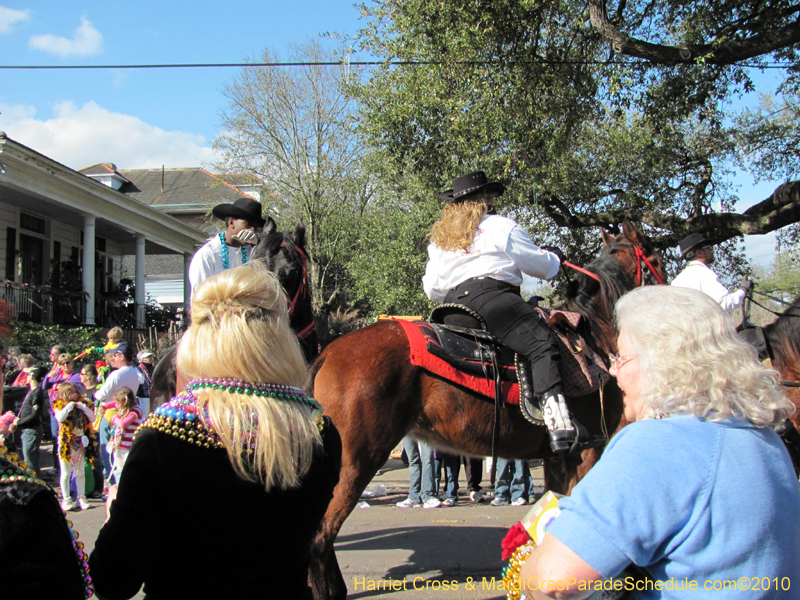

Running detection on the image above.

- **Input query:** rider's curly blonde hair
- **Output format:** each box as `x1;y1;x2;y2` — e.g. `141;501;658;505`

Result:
428;193;499;252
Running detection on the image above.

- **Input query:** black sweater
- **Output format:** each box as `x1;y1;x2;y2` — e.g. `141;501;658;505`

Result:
90;417;342;600
16;387;46;430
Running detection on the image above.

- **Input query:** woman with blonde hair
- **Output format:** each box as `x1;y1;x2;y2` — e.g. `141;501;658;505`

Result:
90;262;341;600
519;286;800;599
423;171;589;454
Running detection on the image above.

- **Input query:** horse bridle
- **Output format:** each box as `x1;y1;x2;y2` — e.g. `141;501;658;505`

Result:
563;243;666;286
281;242;316;340
632;245;666;286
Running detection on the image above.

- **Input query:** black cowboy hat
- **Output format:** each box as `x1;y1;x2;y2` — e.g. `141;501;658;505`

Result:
212;197;267;228
440;171;505;202
678;232;714;259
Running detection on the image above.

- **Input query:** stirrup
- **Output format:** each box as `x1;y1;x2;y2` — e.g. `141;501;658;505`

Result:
564;420;606;456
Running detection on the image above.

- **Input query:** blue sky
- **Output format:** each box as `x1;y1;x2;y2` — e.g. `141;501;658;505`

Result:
0;1;366;168
0;2;786;266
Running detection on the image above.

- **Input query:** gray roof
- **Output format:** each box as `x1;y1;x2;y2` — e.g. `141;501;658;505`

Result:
79;165;250;209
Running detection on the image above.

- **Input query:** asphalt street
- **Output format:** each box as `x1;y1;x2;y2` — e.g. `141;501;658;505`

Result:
57;452;543;599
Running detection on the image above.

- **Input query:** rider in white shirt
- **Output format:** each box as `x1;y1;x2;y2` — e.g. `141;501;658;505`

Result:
671;233;751;311
423;171;589;455
188;197;265;297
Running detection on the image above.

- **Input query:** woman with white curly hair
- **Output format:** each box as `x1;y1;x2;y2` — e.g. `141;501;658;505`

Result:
521;285;800;599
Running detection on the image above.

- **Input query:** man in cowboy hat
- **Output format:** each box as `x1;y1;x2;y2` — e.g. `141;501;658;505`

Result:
188;197;266;297
423;171;599;455
671;233;752;311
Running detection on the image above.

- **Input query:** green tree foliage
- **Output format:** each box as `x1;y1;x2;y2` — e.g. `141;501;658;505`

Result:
754;248;800;300
353;0;800;279
346;164;440;316
11;323;103;364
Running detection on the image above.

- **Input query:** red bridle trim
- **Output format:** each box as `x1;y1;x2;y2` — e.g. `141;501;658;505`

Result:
563;246;665;287
633;246;666;286
279;242;316;340
282;243;308;319
563;261;601;282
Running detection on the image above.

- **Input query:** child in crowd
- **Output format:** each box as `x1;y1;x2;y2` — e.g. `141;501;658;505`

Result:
53;382;98;511
83;326;124;357
100;386;141;486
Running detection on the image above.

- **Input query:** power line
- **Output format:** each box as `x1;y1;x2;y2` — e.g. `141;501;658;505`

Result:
0;60;794;70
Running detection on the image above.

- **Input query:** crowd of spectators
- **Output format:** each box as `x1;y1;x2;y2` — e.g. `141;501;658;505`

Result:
1;330;155;510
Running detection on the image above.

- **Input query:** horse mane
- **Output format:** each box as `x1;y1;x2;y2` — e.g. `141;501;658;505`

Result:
559;242;635;345
252;230;303;271
762;294;800;369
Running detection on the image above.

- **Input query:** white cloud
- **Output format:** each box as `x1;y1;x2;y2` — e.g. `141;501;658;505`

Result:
0;101;218;170
0;6;30;34
28;16;103;56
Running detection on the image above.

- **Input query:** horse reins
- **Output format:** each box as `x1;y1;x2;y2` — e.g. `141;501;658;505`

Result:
281;242;316;339
563;246;665;286
563;261;600;282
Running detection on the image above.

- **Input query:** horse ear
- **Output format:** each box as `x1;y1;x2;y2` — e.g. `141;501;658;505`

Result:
622;218;643;246
262;217;277;236
293;219;307;248
600;228;613;246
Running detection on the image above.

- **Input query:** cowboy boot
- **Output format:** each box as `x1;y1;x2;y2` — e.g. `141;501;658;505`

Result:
539;387;578;454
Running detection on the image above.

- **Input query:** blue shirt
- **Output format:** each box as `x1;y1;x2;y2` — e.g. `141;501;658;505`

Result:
548;416;800;598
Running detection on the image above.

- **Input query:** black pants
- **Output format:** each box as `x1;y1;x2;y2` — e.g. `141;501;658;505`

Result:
462;456;483;492
444;278;562;398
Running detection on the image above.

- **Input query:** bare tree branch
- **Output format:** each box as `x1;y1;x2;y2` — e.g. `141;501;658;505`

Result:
541;180;800;246
589;0;800;64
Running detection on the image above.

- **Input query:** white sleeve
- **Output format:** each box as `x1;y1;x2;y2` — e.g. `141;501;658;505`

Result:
505;226;561;280
701;271;746;311
422;257;447;302
718;288;747;312
95;372;115;402
78;403;96;422
55;403;74;423
188;242;216;296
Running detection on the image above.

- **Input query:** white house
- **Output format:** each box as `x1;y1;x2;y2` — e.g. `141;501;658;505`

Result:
0;133;206;328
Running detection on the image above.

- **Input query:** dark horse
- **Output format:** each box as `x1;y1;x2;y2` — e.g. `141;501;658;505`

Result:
149;217;317;407
761;294;800;472
306;219;667;600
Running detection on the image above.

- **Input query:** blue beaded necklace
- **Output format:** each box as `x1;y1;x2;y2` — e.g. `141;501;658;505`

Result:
218;232;249;271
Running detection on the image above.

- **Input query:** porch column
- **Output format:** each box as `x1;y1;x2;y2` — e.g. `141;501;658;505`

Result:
82;216;96;325
135;233;146;329
184;252;192;315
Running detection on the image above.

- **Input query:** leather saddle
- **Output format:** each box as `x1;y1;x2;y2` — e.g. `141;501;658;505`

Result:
427;303;543;424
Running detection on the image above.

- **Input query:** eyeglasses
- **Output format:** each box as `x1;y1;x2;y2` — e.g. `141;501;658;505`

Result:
608;353;637;370
60;361;73;366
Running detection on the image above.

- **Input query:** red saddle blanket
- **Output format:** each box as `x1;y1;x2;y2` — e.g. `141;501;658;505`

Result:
394;318;521;405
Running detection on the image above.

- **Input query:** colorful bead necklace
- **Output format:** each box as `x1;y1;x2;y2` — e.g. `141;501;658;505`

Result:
0;446;93;598
219;232;249;270
137;379;323;449
138;389;224;449
187;378;322;413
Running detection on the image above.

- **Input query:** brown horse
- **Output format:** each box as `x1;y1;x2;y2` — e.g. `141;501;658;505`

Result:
761;294;800;472
307;219;667;600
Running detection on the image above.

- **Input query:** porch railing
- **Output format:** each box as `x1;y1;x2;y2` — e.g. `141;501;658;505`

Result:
1;281;88;325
